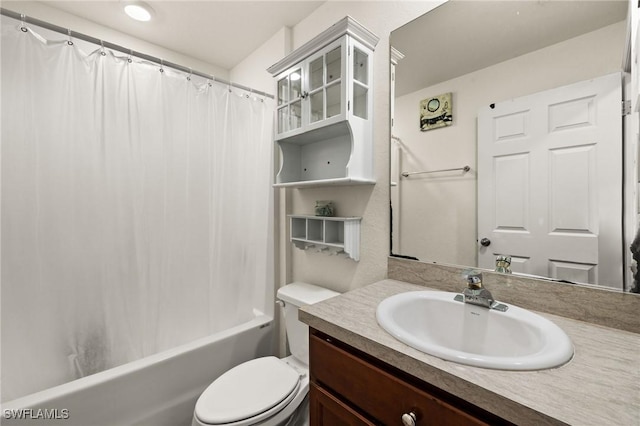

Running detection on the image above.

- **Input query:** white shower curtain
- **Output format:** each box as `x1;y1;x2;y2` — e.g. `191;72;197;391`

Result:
1;19;273;401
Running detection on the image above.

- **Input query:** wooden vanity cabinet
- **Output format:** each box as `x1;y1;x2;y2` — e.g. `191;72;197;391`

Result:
309;329;511;426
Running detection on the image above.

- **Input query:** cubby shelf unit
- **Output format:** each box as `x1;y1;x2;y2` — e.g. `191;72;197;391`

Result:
289;215;362;261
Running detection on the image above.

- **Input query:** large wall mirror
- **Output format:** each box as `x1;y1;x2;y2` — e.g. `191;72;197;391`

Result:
390;0;637;292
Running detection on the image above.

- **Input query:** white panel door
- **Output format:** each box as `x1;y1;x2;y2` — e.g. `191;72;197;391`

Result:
477;73;622;289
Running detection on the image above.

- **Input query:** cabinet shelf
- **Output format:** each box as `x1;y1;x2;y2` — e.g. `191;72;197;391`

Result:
275;176;375;188
289;215;362;261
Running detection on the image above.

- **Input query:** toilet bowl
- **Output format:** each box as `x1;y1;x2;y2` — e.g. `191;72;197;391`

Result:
192;282;339;426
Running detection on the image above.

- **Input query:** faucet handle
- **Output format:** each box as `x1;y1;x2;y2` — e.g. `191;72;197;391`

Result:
462;269;482;290
464;271;483;289
467;275;482;289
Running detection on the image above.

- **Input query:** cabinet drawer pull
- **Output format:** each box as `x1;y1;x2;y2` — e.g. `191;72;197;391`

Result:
401;411;417;426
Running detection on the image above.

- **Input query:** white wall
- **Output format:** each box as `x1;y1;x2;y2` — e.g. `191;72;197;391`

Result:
1;1;229;79
394;21;627;266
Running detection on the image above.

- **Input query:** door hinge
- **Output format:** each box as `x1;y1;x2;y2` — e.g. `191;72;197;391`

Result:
348;100;350;111
623;99;632;116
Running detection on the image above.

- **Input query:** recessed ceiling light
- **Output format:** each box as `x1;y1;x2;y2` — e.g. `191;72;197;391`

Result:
124;2;154;22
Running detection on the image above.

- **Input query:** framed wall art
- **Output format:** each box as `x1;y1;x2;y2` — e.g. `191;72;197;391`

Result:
419;92;452;131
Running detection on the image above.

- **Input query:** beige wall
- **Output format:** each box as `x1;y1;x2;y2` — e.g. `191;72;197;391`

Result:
280;1;442;293
393;20;626;267
230;27;292;95
233;1;444;295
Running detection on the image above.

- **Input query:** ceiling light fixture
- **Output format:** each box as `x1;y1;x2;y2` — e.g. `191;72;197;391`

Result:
124;1;154;22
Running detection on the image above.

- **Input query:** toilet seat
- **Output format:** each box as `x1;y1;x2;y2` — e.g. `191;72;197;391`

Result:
195;356;301;426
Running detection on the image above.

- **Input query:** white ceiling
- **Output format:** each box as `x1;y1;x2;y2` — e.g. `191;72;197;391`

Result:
392;0;629;97
26;1;325;70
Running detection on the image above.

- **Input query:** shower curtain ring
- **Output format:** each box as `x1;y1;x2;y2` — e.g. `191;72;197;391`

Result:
67;29;74;46
100;40;106;56
187;68;192;81
160;58;164;73
20;14;27;32
128;49;133;64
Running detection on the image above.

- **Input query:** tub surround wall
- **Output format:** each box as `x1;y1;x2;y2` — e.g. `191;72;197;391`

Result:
299;280;640;425
388;257;640;333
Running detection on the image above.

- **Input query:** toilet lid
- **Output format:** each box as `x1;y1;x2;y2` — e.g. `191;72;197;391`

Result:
195;356;301;425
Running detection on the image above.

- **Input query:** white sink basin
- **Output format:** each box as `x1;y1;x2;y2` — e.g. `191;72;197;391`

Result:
376;291;574;370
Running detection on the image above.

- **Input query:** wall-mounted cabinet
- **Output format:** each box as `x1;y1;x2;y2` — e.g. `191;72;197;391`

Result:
289;215;361;261
268;17;379;188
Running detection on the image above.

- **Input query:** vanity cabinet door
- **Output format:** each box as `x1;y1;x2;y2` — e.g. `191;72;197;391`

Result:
310;332;494;426
310;382;376;426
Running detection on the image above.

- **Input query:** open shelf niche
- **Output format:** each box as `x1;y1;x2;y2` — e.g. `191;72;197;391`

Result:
289;215;362;261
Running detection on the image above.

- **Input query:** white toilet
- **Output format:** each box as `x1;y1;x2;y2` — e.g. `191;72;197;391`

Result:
192;282;339;426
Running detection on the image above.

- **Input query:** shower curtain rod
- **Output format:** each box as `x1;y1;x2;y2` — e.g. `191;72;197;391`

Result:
1;8;275;100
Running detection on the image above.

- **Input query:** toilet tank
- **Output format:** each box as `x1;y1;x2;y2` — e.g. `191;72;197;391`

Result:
277;282;339;365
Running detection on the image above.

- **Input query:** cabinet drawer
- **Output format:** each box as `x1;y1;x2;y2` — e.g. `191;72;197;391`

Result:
310;333;489;426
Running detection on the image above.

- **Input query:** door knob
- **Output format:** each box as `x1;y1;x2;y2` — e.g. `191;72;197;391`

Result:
480;238;491;247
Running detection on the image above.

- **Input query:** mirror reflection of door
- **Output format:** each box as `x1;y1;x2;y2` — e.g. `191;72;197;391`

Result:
477;73;623;289
389;0;632;290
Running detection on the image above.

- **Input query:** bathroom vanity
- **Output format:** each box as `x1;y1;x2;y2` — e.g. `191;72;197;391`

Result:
309;329;506;425
300;278;640;425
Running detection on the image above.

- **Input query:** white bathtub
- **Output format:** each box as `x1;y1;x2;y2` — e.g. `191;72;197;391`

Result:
1;315;274;426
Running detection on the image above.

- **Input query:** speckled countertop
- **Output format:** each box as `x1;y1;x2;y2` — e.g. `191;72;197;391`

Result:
299;279;640;426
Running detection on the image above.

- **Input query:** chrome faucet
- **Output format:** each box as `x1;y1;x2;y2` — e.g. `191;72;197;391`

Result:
495;255;512;274
458;271;508;312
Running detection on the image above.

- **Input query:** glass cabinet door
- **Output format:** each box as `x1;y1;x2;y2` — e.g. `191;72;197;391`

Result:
352;47;369;119
276;68;303;134
309;56;324;124
307;45;343;126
